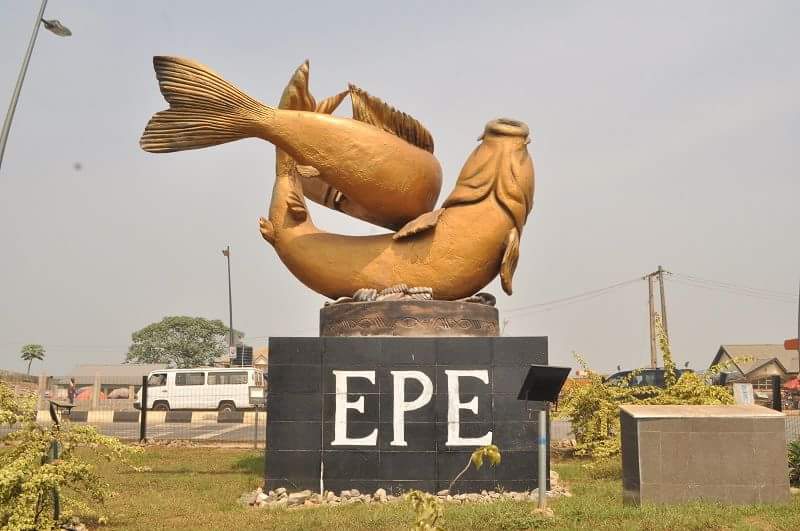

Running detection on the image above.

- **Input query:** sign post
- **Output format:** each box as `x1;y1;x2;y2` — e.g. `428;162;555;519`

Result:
733;383;754;405
249;386;265;449
516;364;570;509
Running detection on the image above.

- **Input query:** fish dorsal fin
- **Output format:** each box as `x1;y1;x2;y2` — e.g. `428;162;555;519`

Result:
315;91;348;114
392;208;444;240
287;187;307;221
500;228;520;295
279;61;316;112
286;172;308;221
349;84;434;153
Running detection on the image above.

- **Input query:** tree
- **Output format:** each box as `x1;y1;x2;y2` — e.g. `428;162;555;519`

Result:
20;344;45;375
126;316;243;368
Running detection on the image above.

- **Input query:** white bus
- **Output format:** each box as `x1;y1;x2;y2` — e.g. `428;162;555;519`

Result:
134;367;265;413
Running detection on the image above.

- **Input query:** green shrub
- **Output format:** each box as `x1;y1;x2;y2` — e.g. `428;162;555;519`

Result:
584;457;622;480
407;445;502;530
789;440;800;486
0;381;144;530
556;314;734;460
405;490;444;531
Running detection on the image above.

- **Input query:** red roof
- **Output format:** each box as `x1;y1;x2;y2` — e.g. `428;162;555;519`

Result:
786;339;799;351
785;378;800;390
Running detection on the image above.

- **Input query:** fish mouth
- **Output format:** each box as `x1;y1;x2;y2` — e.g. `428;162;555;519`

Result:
481;118;530;140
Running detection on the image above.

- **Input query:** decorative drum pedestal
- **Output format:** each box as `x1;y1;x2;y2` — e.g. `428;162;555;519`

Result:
319;300;500;337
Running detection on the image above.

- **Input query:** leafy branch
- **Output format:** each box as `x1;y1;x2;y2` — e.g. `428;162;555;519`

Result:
406;445;502;531
448;444;502;492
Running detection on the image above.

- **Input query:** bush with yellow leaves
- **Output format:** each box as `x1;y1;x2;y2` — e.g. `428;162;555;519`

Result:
0;381;145;530
557;315;735;461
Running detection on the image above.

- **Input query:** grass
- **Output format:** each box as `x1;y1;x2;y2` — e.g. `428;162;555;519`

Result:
79;447;799;530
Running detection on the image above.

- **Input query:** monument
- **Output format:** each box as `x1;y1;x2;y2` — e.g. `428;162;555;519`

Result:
139;57;548;493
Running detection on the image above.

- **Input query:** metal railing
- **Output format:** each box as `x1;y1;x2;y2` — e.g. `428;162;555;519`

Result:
0;371;266;446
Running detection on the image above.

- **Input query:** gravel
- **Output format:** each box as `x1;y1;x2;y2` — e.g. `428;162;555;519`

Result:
243;471;571;510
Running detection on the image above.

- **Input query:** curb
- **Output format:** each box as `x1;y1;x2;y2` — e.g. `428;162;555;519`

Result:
35;409;266;425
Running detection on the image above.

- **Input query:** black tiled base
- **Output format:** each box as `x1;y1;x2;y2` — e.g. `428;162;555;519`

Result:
265;336;549;493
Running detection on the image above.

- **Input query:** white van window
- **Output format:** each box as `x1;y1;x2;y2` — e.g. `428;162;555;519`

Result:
175;372;205;386
148;373;167;386
208;371;248;385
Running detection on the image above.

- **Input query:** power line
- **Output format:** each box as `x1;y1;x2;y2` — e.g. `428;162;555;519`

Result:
670;271;797;299
502;277;643;315
668;274;798;304
668;278;797;304
500;269;797;320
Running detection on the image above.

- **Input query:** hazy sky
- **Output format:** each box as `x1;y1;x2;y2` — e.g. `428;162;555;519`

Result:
1;0;798;375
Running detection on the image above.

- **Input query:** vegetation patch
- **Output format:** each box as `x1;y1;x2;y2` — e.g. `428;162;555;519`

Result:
0;381;143;530
77;448;800;530
557;315;735;462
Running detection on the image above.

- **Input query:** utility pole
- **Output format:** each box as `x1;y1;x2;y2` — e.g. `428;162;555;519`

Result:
647;274;657;368
644;266;670;368
657;265;669;340
222;246;235;364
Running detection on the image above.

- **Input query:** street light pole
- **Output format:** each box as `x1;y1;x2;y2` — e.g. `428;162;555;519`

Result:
222;246;235;364
0;0;72;173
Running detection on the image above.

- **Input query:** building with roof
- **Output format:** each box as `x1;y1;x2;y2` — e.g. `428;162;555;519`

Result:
64;363;169;385
210;345;267;370
253;347;267;371
48;363;169;409
710;344;799;386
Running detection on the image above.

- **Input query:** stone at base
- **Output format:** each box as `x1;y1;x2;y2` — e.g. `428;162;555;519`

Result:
243;485;571;509
265;336;549;493
319;300;499;337
621;405;790;505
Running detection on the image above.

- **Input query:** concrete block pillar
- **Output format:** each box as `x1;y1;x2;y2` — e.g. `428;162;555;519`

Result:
38;373;47;410
91;373;100;409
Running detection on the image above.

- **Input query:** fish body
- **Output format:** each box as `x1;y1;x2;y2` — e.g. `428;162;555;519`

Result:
142;57;440;230
264;110;442;229
269;200;512;300
141;57;534;300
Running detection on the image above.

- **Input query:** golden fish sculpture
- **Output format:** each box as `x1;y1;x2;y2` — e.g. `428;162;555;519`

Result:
140;57;534;301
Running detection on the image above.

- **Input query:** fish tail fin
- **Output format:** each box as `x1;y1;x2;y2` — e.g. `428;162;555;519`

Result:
140;56;275;153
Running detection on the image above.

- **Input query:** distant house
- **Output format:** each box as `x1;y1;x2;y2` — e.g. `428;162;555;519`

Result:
709;344;799;386
253;347;268;372
64;363;169;385
211;346;268;371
